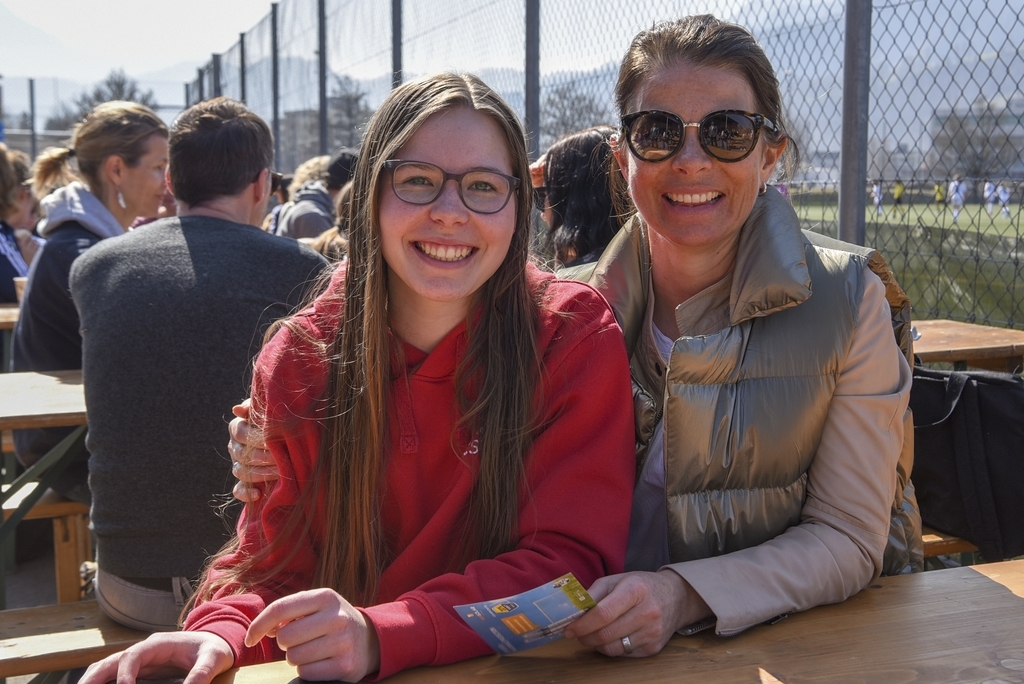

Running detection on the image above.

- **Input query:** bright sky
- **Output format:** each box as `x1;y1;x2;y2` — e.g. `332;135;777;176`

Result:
4;0;273;76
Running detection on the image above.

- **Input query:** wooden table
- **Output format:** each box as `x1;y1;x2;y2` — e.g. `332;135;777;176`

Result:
913;318;1024;372
1;303;19;374
0;304;17;331
0;370;86;432
0;600;147;678
0;370;88;606
210;560;1024;684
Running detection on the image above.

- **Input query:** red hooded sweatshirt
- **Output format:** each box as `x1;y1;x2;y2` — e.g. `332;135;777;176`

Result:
184;264;635;679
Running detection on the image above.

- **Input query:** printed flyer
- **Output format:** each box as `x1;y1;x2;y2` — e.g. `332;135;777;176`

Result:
455;573;595;654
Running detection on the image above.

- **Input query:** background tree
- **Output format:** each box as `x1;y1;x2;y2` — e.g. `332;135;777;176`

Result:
328;75;373;150
45;69;158;131
540;81;610;151
931;96;1024;182
2;111;33;130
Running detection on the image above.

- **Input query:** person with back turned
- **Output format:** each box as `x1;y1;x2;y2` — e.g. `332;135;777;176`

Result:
70;97;328;631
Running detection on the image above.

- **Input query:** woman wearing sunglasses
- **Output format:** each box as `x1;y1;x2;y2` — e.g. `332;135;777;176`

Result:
560;15;917;658
81;73;634;684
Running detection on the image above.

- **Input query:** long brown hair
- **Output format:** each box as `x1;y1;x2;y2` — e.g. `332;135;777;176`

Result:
198;73;540;607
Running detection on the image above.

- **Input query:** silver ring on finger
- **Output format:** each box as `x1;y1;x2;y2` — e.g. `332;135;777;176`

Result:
621;635;633;655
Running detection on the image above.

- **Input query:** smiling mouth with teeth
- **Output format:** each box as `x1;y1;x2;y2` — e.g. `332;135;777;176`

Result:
667;191;722;205
416;242;475;262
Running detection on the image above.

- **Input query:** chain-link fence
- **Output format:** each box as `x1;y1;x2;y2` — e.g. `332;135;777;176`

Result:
182;0;1024;329
4;0;1018;328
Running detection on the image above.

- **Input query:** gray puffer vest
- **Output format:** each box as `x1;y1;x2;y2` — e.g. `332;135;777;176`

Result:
566;187;922;575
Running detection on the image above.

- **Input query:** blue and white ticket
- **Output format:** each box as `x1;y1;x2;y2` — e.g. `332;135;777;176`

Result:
455;573;596;654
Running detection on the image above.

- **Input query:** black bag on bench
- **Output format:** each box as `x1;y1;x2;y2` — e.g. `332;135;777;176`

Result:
909;366;1024;561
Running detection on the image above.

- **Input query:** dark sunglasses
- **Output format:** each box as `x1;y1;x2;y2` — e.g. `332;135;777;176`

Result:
533;185;550;205
621;109;779;163
384;159;520;215
270;171;284;194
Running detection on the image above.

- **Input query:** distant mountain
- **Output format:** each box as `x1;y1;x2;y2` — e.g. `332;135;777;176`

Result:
174;0;1024;181
138;61;206;86
0;1;108;82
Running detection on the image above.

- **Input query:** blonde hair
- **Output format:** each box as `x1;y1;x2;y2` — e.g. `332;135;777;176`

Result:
0;143;32;218
32;101;167;198
288;155;330;196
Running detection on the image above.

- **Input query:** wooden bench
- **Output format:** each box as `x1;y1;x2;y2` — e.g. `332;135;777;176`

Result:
3;483;92;603
0;599;148;678
922;525;979;558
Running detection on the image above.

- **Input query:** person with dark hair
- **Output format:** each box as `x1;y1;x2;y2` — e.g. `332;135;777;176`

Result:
533;126;621;267
560;14;917;657
12;101;168;504
0;143;42;303
69;96;328;631
82;73;633;684
261;173;292;233
276;147;358;239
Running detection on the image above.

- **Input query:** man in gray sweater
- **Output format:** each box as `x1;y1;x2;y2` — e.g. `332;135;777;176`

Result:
70;97;329;631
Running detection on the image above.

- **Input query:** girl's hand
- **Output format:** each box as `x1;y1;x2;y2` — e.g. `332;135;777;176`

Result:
80;631;234;684
228;399;278;503
246;588;381;682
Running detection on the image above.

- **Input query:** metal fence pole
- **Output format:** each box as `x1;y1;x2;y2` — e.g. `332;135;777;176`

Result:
29;78;36;159
318;0;328;155
212;54;223;98
184;83;190;109
392;0;402;88
197;68;205;102
524;0;540;160
272;2;281;167
838;0;872;246
239;32;247;105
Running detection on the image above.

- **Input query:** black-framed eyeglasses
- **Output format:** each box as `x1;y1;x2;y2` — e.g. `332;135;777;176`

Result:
270;171;284;194
383;159;520;215
620;109;779;163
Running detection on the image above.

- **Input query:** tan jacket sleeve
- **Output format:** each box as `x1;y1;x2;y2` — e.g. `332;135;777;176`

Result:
664;268;913;635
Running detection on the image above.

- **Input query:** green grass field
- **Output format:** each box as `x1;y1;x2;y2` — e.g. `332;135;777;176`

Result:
782;195;1024;328
791;200;1023;239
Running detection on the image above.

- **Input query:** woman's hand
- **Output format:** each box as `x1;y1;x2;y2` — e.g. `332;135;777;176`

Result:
529;156;546;189
246;588;381;682
228;399;278;503
562;570;711;658
80;631;234;684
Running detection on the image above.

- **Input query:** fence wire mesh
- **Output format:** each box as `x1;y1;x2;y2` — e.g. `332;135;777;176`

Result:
862;0;1024;328
323;0;391;152
244;14;277;136
180;0;1024;329
220;43;244;103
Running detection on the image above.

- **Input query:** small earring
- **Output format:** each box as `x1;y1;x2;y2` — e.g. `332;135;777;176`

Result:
759;182;768;196
117;189;127;209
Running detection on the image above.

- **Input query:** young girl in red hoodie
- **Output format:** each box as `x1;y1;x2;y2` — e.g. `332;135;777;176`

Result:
82;74;634;683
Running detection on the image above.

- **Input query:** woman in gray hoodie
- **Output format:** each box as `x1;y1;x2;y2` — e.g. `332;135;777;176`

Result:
12;101;168;504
